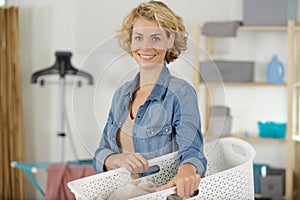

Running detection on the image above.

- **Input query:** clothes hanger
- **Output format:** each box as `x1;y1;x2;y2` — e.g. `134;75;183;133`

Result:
31;51;93;85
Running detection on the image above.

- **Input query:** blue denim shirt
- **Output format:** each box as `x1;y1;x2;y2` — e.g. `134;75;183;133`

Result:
93;65;207;177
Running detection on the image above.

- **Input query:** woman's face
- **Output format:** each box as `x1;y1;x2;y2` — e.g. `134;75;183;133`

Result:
130;17;173;67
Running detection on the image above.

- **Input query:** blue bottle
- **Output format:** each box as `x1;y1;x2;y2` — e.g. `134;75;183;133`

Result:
267;55;285;83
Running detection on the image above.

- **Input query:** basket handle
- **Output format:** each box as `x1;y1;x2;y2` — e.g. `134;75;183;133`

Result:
117;151;178;180
225;137;256;161
147;151;178;167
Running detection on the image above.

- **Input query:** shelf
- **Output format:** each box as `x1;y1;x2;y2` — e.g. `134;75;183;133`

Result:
206;134;300;144
232;134;287;143
205;134;287;144
254;194;285;199
199;82;286;87
239;25;300;32
255;189;299;199
194;20;299;200
239;26;287;31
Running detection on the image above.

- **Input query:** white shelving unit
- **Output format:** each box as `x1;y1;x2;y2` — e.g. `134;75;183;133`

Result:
192;20;300;199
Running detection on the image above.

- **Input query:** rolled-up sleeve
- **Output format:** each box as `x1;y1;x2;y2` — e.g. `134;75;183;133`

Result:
173;84;207;177
93;112;117;173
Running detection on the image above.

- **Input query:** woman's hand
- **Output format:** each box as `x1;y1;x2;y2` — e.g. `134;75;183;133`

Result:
105;153;148;173
156;163;200;198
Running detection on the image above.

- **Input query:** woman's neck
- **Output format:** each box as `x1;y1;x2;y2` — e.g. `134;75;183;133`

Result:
138;64;164;92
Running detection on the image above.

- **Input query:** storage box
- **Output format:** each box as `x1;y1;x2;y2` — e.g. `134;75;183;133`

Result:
209;106;232;137
243;0;298;26
210;105;231;116
199;60;254;83
259;168;285;197
258;121;286;139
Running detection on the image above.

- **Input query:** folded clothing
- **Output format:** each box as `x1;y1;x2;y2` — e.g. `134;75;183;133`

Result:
106;177;157;200
106;177;184;200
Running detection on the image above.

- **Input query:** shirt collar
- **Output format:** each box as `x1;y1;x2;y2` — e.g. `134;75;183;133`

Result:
124;65;171;101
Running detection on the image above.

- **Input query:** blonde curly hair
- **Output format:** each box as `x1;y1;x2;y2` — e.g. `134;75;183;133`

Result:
117;1;187;64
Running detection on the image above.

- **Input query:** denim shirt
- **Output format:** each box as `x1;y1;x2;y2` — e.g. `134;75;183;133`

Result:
93;65;207;177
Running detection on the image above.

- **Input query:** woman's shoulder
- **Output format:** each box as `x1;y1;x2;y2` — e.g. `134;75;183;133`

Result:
114;80;133;94
168;75;195;93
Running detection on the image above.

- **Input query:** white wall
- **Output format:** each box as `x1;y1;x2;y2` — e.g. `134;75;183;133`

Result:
6;0;299;199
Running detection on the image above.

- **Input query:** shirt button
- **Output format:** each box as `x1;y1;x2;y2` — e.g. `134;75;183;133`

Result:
151;131;154;135
118;122;122;125
165;129;168;132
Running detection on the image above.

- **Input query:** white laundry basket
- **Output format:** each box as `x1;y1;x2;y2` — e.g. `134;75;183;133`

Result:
68;137;256;200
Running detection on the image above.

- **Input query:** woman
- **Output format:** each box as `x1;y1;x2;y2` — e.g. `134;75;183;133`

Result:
93;1;207;198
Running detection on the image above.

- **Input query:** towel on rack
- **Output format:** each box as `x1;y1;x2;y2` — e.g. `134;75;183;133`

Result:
202;21;241;37
45;163;95;200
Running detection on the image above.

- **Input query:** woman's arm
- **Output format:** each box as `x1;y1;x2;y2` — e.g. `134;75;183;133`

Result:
157;163;200;197
157;83;206;198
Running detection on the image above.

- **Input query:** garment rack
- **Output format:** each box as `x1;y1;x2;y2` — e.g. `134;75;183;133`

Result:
31;51;93;162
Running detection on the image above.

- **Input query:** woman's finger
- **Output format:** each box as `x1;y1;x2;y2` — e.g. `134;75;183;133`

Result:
134;153;148;171
128;154;145;173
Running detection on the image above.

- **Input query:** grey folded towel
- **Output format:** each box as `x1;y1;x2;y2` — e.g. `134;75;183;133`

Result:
202;21;241;37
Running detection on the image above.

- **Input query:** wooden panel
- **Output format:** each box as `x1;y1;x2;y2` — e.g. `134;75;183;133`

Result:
285;20;295;200
0;7;25;199
0;7;5;198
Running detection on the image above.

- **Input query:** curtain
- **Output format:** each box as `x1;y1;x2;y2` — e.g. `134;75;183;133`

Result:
0;7;26;199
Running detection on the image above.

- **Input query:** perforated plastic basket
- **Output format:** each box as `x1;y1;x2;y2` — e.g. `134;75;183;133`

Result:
68;137;256;200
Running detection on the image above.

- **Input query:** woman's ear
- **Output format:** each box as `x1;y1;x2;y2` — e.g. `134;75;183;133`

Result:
167;32;175;49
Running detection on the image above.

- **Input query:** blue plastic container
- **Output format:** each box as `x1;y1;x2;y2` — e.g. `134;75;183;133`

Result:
258;121;286;139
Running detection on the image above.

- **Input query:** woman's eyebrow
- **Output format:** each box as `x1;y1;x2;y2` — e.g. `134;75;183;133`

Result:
132;32;163;37
150;33;163;37
132;32;143;36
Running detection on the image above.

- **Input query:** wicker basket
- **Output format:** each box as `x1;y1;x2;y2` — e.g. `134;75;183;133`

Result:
68;137;256;200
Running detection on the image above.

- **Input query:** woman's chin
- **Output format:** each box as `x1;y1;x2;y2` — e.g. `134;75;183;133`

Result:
137;61;164;69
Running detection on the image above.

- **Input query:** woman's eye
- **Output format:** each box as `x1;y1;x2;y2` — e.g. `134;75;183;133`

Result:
152;36;160;42
134;36;143;41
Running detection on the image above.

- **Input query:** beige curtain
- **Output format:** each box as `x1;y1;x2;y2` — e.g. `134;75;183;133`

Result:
0;7;26;199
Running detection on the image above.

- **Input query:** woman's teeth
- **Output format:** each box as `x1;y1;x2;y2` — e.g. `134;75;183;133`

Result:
140;54;155;59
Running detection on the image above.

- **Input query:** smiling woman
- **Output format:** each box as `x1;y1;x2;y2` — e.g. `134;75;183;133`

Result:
130;18;173;67
117;1;187;64
93;1;207;198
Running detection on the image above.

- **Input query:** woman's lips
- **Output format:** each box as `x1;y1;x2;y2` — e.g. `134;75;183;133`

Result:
139;54;155;60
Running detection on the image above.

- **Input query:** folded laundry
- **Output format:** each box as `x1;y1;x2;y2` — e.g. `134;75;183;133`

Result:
106;177;183;200
106;177;157;200
202;21;242;37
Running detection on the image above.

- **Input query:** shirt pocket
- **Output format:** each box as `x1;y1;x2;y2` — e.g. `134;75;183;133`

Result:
143;123;174;153
146;123;172;138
